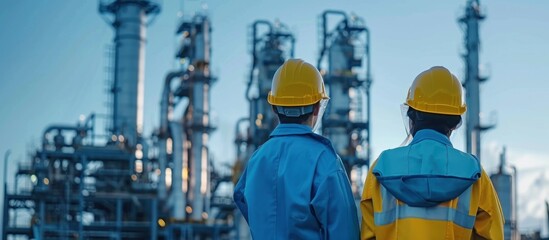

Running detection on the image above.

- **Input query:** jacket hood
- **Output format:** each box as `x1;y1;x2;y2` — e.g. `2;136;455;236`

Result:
373;130;481;207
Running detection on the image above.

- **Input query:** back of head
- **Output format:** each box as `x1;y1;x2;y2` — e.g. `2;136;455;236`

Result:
406;66;466;136
268;59;329;126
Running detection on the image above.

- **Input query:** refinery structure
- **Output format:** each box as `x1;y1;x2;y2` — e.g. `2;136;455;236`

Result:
2;0;549;240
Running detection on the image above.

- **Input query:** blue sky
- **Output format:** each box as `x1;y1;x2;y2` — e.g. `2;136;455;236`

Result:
1;0;549;235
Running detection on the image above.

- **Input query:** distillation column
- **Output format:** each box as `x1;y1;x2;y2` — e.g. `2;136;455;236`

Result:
235;20;295;173
186;15;213;222
460;0;494;159
161;14;215;223
233;20;294;240
317;11;371;196
100;0;160;147
158;12;238;238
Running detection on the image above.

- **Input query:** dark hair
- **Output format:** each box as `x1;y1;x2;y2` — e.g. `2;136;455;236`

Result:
272;105;314;124
407;107;461;136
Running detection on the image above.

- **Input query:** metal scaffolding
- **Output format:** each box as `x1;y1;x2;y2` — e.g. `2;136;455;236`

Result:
3;114;161;240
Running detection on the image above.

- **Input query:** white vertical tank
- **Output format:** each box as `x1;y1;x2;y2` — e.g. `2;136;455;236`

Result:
490;147;518;240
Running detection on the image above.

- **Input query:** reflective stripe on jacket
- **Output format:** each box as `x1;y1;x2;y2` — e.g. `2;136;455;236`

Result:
234;124;360;240
361;129;504;240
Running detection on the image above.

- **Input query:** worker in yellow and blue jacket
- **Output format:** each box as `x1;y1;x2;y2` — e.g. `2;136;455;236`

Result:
361;66;504;240
234;59;359;240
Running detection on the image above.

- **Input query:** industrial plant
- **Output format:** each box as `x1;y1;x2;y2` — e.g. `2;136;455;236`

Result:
2;0;548;239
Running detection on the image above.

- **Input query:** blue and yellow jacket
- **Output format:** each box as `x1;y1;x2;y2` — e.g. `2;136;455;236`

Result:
361;129;504;240
234;124;360;240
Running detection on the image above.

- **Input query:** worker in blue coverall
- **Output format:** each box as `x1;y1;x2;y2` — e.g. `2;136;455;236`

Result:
233;59;360;240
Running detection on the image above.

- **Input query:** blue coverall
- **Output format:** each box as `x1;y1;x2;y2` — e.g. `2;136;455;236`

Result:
234;123;360;239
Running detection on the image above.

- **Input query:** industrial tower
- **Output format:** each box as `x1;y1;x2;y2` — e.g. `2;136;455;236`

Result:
3;1;236;239
317;10;372;197
461;1;517;239
103;0;161;147
3;0;161;239
234;20;295;178
460;0;495;160
233;20;295;239
157;13;236;238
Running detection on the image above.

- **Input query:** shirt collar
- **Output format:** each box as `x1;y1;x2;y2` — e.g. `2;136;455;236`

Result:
270;123;313;137
410;129;453;147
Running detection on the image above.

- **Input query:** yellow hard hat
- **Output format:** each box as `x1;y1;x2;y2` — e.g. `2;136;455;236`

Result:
267;59;329;106
406;66;467;115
